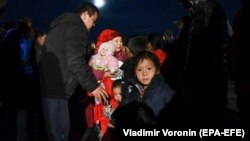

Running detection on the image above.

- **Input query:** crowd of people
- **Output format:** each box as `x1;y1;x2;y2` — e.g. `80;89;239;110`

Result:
0;0;249;141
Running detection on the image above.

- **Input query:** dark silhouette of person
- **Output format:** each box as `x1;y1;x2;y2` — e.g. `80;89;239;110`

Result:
227;0;250;124
180;0;229;124
0;18;32;141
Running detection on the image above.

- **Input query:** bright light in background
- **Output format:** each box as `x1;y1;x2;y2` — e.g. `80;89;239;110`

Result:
93;0;105;8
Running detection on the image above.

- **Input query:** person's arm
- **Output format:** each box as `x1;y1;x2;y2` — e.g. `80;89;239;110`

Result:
65;26;108;100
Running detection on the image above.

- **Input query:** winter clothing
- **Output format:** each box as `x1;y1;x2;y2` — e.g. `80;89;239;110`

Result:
183;0;229;123
153;49;167;65
39;13;99;100
127;74;175;116
89;41;119;80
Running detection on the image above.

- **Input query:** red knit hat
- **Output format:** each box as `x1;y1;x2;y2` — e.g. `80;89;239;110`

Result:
95;29;121;53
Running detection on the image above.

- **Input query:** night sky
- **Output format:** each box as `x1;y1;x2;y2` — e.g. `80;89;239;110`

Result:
1;0;241;40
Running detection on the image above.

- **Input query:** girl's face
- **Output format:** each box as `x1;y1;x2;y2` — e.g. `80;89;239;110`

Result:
135;59;159;88
112;37;123;52
113;87;122;102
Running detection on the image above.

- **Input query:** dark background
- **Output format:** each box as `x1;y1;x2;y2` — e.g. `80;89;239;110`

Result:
1;0;241;40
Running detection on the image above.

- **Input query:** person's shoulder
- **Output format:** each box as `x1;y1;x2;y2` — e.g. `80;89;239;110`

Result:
152;74;165;84
51;13;83;28
152;74;175;94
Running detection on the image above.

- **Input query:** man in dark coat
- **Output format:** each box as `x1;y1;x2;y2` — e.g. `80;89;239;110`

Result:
39;3;108;141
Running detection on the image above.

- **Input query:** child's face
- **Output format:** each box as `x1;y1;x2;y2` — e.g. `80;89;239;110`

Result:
135;59;158;87
100;47;107;56
113;87;122;102
112;37;123;52
146;42;154;52
36;34;46;47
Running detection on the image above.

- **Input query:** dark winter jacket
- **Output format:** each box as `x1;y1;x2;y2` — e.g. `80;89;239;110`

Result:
39;13;98;99
127;74;175;116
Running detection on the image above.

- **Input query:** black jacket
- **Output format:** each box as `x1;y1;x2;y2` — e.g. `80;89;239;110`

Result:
39;13;98;99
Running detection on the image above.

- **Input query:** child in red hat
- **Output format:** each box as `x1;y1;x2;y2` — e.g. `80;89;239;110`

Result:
89;41;119;80
85;30;126;138
96;29;128;63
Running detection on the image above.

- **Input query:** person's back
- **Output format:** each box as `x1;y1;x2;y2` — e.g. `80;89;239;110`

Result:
180;0;228;124
227;0;250;124
0;21;30;141
0;20;32;100
0;29;22;77
164;16;191;92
